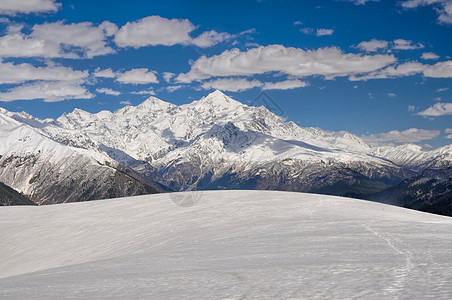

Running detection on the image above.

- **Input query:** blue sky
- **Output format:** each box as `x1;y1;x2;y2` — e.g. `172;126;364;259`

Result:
0;0;451;147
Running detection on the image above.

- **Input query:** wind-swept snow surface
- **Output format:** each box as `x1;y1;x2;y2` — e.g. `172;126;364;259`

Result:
0;191;451;299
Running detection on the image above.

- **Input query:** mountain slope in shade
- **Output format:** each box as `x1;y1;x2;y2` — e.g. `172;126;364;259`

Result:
0;191;451;299
0;181;35;206
370;167;452;216
0;113;163;205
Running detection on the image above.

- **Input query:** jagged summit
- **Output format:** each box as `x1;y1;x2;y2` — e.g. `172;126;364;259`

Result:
191;89;245;111
137;96;175;111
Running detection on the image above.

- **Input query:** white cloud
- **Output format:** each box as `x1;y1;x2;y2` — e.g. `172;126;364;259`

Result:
421;52;440;60
0;61;87;84
316;29;334;36
176;45;396;83
408;105;416;111
114;15;231;48
293;21;303;25
356;39;389;52
263;79;308;90
0;81;93;102
93;68;116;78
31;21;114;58
388;92;397;97
120;100;131;105
116;68;159;84
191;30;233;48
423;60;452;78
201;78;263;92
350;62;425;80
346;0;380;5
300;28;314;35
163;72;175;83
350;60;452;80
0;21;114;58
362;128;440;145
131;89;155;95
445;128;452;138
300;28;334;36
401;0;452;24
166;85;183;93
0;0;60;15
417;102;452;117
393;39;424;50
96;88;120;96
436;87;449;92
0;30;59;57
98;20;118;37
114;16;193;48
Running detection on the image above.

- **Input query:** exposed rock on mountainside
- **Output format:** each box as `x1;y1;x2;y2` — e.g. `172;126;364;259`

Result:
0;181;35;206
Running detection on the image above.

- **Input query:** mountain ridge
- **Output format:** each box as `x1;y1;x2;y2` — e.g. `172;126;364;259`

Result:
0;90;450;213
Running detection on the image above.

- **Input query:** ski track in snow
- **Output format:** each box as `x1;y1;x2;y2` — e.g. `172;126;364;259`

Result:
361;221;414;299
0;190;451;299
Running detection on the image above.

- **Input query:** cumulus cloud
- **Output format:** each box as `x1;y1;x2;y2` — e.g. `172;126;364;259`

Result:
176;45;396;83
401;0;452;24
191;30;233;47
31;21;115;58
417;102;452;117
93;68;116;78
201;78;263;92
0;0;60;15
316;29;334;36
362;128;440;145
436;87;449;92
356;39;389;52
388;92;397;97
163;72;176;83
116;68;159;84
263;79;308;90
131;89;155;95
0;61;87;84
423;60;452;78
114;15;231;48
350;60;452;80
0;81;93;102
0;21;114;58
120;100;131;105
421;52;440;60
350;62;425;80
96;88;120;96
393;39;424;50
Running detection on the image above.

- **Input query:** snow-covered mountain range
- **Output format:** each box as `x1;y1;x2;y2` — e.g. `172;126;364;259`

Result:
0;91;451;211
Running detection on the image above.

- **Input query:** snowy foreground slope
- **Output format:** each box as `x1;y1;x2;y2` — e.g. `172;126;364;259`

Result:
1;191;451;299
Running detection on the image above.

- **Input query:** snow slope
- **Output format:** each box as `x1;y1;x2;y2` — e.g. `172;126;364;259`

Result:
1;190;451;299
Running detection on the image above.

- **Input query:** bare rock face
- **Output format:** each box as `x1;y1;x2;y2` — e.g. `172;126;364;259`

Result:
0;181;35;206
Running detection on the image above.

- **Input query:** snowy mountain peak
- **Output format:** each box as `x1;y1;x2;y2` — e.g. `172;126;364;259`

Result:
196;90;244;110
136;96;175;111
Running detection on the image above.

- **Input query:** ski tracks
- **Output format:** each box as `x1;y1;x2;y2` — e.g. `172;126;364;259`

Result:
361;221;414;299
